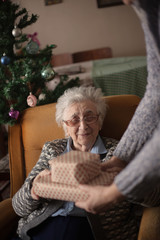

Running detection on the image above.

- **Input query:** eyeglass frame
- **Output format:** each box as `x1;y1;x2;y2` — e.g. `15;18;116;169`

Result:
63;114;99;127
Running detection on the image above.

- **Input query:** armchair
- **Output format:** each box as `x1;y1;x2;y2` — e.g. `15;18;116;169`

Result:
1;94;159;240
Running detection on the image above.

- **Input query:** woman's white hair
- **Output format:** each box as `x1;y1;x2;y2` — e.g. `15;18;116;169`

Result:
55;86;108;135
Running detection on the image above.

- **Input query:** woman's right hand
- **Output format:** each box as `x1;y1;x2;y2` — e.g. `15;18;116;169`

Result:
101;156;127;173
31;169;51;200
75;183;125;214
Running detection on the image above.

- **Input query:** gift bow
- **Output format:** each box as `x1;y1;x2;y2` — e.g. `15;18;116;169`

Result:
27;32;40;46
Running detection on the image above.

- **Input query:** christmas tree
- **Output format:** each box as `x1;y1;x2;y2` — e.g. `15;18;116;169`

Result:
0;0;79;126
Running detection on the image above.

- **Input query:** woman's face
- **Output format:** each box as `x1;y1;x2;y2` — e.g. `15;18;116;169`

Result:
63;100;101;152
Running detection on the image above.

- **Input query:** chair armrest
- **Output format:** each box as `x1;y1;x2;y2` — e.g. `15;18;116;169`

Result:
0;198;19;240
138;207;160;240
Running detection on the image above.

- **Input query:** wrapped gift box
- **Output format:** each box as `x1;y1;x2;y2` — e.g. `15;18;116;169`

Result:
33;151;117;202
49;151;100;185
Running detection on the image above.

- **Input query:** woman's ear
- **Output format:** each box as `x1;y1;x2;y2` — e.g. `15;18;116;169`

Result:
98;121;102;131
63;123;70;137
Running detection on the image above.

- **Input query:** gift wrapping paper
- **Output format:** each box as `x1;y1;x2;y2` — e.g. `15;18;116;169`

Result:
33;151;117;202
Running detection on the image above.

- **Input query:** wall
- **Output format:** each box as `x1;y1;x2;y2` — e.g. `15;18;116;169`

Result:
12;0;146;57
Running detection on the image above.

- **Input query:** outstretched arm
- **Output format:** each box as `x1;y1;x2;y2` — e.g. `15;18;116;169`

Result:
75;183;124;214
113;0;160;163
76;121;160;213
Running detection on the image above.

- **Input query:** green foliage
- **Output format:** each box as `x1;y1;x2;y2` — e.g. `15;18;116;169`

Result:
0;1;38;57
0;0;79;125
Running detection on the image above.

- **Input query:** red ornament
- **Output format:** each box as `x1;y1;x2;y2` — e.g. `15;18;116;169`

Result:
27;92;37;107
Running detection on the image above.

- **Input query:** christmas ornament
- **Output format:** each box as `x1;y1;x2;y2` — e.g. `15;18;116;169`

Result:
12;25;22;37
26;40;39;54
14;42;22;49
9;108;19;120
27;92;37;107
27;32;40;46
26;32;40;54
45;76;60;91
1;53;11;65
38;93;46;101
41;67;55;80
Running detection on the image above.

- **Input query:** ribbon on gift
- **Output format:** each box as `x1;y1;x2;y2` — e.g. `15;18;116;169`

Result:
27;32;40;46
33;151;118;202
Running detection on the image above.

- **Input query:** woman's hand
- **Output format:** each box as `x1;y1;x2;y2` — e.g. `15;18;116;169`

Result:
101;156;127;173
31;169;51;200
75;183;125;214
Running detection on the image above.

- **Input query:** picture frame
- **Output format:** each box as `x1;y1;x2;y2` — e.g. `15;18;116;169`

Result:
44;0;62;6
97;0;123;8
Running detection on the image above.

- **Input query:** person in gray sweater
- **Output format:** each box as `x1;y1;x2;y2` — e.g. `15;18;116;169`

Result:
76;0;160;213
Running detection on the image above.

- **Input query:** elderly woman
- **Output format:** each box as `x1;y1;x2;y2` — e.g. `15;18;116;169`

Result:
12;86;139;240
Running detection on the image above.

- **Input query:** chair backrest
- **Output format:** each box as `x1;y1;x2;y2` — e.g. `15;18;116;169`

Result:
8;95;140;197
72;47;112;63
51;53;73;67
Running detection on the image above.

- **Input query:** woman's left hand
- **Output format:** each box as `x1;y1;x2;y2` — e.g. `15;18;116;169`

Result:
75;183;125;214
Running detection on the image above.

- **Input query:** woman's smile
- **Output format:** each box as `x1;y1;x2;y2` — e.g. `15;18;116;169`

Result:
63;100;101;151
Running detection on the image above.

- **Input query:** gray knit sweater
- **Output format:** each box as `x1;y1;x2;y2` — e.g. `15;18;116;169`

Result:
114;0;160;202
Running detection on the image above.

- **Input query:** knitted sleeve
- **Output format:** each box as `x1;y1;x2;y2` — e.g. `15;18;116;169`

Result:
114;0;160;162
115;121;160;206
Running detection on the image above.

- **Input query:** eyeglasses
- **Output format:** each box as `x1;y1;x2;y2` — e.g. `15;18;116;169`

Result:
63;114;99;127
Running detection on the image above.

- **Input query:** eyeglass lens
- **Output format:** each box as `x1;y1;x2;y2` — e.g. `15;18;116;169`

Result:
64;115;99;127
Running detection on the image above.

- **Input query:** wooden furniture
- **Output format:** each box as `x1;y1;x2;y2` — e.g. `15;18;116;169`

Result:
1;94;160;240
51;53;73;67
51;47;112;67
8;95;139;196
72;47;112;63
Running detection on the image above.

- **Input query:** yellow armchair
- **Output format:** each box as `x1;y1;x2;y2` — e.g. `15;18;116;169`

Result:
1;94;158;240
